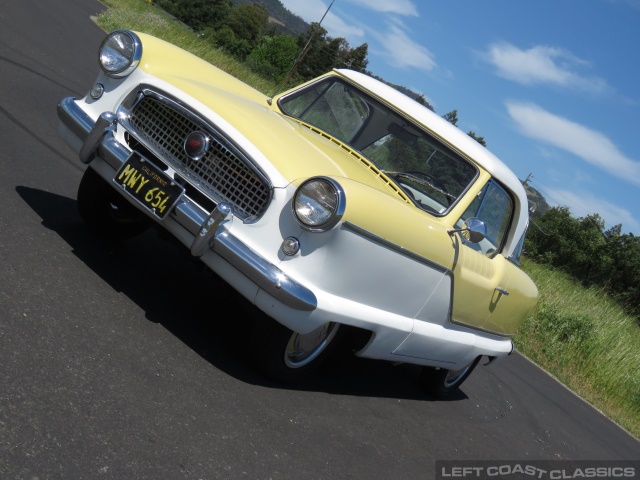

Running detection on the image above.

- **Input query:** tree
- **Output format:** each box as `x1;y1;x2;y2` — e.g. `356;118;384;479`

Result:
526;206;578;266
225;3;268;44
571;213;608;283
443;110;486;146
526;207;640;317
292;23;370;82
442;109;458;126
526;209;608;284
247;35;299;81
214;3;269;59
334;40;369;72
600;226;640;315
156;0;232;32
345;43;369;72
467;131;486;147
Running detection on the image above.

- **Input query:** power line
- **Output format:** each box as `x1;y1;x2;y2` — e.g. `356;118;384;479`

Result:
528;176;621;232
529;176;582;208
528;178;570;210
277;0;335;90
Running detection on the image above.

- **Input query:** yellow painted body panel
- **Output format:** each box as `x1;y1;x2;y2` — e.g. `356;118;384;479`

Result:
135;33;268;104
449;175;538;335
484;265;538;335
135;33;406;199
320;177;456;270
450;267;537;334
134;32;537;336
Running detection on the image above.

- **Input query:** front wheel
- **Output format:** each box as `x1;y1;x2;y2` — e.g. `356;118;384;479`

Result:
250;316;345;384
419;357;481;399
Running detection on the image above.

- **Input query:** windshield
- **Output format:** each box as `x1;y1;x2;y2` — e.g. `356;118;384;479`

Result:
279;77;477;215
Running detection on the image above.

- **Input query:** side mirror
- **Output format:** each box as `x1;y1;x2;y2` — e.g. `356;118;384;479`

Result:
448;217;486;244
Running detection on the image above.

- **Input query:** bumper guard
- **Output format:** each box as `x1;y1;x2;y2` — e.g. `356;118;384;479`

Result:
57;97;317;312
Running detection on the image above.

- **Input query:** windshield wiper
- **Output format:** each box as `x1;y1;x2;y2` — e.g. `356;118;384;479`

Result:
384;171;456;201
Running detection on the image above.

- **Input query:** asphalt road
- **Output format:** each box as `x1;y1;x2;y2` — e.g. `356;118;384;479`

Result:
1;0;639;479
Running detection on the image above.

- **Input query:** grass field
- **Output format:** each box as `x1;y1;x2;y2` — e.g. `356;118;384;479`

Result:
516;259;640;439
94;0;640;441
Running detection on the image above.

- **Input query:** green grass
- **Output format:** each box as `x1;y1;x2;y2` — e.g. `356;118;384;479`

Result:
94;0;640;441
517;258;640;439
97;0;278;94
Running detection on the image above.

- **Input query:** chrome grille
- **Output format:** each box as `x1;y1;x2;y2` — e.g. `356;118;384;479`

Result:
124;93;271;221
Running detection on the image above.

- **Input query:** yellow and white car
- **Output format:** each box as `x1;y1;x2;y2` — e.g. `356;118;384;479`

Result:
57;30;538;398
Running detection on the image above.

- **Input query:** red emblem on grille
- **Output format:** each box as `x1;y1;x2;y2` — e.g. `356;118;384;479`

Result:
184;131;210;161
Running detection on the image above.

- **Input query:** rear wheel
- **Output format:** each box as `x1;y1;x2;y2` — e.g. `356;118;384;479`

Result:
419;357;481;399
250;316;345;383
77;167;149;240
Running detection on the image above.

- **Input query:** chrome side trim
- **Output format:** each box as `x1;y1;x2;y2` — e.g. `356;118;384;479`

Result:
341;221;513;337
342;221;451;274
57;97;317;312
342;220;460;332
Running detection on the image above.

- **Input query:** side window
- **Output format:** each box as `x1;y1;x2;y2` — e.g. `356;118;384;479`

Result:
458;179;513;256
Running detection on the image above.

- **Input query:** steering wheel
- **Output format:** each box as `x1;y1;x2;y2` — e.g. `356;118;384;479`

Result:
403;171;452;205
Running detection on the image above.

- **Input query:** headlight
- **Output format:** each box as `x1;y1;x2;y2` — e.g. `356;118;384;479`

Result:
98;30;142;78
293;177;345;232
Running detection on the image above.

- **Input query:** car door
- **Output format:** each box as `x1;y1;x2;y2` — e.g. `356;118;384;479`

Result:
450;179;520;334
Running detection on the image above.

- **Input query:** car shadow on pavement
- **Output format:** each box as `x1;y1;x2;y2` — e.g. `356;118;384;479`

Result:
16;185;470;403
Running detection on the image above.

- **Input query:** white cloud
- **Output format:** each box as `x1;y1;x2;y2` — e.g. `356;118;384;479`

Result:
551;189;640;234
374;22;437;71
607;0;640;9
279;0;429;69
484;43;609;93
321;13;366;41
506;101;640;186
279;0;365;42
346;0;419;16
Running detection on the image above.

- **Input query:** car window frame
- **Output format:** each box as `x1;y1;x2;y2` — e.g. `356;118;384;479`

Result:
457;178;515;257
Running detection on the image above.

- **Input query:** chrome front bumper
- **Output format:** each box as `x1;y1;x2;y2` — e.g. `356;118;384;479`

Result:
57;97;316;312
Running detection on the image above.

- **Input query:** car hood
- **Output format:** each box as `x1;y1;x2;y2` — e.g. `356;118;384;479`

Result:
135;33;405;198
173;76;402;194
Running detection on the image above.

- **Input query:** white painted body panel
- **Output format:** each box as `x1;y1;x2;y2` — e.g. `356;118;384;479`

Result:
57;32;535;373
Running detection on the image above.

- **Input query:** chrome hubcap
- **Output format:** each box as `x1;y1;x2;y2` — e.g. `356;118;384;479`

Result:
284;322;338;368
443;364;471;388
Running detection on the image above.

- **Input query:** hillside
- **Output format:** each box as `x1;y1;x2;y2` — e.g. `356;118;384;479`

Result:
524;183;551;217
231;0;308;35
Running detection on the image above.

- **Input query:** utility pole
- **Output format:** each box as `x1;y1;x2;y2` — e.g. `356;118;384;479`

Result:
522;172;536;214
277;0;335;92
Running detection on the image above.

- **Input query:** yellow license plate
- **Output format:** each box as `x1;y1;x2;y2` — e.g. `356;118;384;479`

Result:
113;153;184;219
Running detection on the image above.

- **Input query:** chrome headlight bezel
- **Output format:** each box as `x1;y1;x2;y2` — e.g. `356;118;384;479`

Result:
98;30;142;78
293;177;345;232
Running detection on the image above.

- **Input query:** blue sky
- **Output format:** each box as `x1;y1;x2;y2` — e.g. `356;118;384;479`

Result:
278;0;640;235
